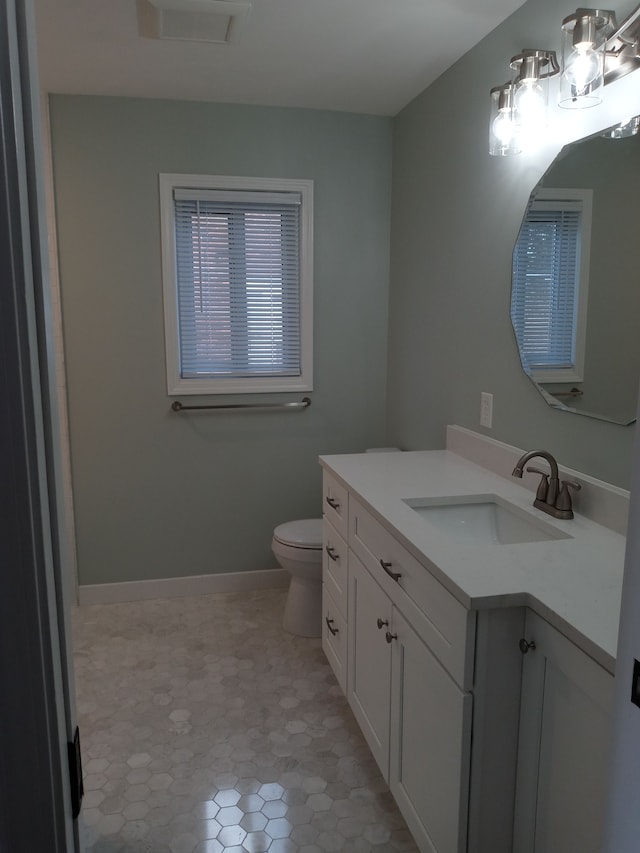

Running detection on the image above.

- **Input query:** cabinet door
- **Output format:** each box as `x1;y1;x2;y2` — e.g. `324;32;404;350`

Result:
348;553;392;779
513;611;614;853
389;609;472;853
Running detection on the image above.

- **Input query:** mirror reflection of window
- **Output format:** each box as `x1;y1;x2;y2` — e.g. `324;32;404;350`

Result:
511;187;592;384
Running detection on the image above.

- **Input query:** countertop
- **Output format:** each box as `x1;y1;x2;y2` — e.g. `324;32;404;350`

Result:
320;450;626;673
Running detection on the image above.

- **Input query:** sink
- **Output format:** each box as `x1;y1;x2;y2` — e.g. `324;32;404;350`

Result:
403;494;573;545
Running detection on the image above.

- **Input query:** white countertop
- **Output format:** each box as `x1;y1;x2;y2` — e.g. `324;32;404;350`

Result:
320;450;626;673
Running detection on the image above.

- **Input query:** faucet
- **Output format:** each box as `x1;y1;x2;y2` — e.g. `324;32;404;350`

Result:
512;450;581;520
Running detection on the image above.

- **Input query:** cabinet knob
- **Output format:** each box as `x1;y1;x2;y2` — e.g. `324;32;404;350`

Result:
380;559;402;582
325;545;339;562
519;638;537;654
325;617;339;636
385;631;397;644
376;618;389;630
325;496;340;510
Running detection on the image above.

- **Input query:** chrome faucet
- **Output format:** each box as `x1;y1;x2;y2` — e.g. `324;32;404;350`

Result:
512;450;581;520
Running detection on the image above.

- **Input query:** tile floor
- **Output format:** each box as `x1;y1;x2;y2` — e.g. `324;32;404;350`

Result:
73;588;419;852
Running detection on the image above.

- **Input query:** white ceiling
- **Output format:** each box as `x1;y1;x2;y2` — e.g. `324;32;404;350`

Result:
33;0;526;117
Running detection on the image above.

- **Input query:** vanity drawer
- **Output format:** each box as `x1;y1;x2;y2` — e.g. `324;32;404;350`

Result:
323;519;348;620
323;471;349;540
322;586;347;694
349;497;473;688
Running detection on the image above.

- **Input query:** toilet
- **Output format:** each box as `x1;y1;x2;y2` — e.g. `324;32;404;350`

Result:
272;518;323;637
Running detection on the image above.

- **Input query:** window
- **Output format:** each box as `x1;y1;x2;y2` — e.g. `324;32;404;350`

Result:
511;188;592;384
160;174;313;394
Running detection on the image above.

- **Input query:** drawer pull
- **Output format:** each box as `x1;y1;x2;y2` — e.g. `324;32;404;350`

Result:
380;559;402;582
385;631;398;644
376;618;389;630
325;496;340;510
325;545;339;562
325;616;339;636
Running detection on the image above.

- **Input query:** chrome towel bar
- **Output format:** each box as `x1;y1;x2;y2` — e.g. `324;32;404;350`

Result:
171;396;311;413
550;388;584;398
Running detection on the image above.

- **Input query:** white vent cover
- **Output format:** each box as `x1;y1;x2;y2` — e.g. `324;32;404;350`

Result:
139;0;251;44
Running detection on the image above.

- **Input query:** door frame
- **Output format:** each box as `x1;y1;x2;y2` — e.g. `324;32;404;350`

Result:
0;1;77;850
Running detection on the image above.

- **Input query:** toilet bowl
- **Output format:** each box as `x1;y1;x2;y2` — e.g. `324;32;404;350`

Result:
272;518;323;638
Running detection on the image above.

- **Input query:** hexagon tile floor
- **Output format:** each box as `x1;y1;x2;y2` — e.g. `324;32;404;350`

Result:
73;587;420;853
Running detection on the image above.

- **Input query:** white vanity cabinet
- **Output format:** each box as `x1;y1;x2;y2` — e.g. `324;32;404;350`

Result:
320;461;618;853
389;607;472;853
321;472;350;695
513;611;614;853
348;553;472;853
348;553;392;773
328;483;475;853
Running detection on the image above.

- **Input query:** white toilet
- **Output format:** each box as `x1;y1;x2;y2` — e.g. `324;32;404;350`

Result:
272;518;323;638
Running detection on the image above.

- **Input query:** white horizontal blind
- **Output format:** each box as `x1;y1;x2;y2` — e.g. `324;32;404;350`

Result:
173;190;302;380
511;203;581;372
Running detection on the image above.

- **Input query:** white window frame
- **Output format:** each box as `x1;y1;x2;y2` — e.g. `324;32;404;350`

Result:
511;187;592;384
159;173;313;395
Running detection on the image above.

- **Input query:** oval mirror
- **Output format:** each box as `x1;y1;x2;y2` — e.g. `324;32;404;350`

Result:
511;121;640;425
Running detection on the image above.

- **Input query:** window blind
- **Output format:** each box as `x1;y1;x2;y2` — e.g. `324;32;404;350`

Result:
511;205;581;372
173;190;302;380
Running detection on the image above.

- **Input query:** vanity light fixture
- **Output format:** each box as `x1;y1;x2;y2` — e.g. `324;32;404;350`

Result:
560;5;640;107
510;49;560;125
601;114;640;136
489;51;558;156
489;82;521;156
489;4;640;154
559;9;615;107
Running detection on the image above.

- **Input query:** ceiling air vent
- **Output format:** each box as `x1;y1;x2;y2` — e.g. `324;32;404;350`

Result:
138;0;252;44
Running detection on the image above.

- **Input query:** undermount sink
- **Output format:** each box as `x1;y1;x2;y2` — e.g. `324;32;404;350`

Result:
403;494;573;545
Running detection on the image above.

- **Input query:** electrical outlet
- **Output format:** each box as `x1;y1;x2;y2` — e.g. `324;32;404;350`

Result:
480;392;493;428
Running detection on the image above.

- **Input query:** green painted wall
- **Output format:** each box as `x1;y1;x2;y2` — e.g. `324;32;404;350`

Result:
388;0;640;488
52;0;640;587
50;96;392;585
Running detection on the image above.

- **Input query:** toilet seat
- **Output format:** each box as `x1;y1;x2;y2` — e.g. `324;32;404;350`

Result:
273;519;323;550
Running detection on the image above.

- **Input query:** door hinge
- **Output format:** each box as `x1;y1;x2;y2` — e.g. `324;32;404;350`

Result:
67;726;84;819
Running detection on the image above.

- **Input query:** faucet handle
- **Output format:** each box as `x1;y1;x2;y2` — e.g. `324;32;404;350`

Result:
526;466;549;501
556;479;581;515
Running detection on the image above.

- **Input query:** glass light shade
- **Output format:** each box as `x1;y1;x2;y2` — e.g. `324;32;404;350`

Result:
601;115;640;138
559;11;611;108
510;50;558;132
489;83;521;156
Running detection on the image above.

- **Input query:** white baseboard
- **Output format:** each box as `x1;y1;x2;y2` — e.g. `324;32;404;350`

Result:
78;568;289;606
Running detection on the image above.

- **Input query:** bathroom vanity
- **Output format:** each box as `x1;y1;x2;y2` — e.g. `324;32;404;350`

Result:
319;443;626;853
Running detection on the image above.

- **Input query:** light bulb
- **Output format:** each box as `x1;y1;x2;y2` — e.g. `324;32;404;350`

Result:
491;110;516;146
564;45;601;91
514;80;546;123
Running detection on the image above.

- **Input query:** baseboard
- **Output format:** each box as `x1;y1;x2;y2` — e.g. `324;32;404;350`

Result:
78;568;289;606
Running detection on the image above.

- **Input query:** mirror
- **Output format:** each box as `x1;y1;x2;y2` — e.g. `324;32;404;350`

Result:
511;122;640;425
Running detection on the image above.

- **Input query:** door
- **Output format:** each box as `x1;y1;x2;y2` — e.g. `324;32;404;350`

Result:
389;608;472;853
513;610;614;853
0;1;78;850
348;553;392;777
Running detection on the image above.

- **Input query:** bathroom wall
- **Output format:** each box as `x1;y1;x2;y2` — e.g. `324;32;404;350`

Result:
388;0;640;488
50;96;392;586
